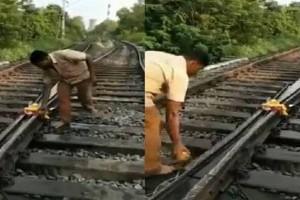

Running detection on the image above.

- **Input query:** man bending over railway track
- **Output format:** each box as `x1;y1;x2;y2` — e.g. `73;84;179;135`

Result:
29;49;97;130
145;47;209;175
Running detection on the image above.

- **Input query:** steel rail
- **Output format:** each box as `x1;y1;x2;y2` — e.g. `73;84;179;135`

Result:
149;47;300;200
122;41;145;72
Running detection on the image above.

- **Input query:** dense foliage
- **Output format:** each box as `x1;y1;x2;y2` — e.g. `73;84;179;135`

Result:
88;2;145;45
145;0;300;61
0;0;86;61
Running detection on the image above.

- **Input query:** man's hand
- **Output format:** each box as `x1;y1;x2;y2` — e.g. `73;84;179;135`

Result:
173;143;191;162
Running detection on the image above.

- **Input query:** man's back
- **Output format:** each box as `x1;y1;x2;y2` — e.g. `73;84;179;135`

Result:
47;49;90;85
145;51;189;102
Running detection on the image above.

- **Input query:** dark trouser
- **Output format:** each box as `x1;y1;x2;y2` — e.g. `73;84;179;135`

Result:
58;79;94;123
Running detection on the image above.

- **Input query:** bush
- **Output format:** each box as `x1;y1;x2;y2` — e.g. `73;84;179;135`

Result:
221;34;300;59
0;42;32;61
30;37;73;52
0;37;73;62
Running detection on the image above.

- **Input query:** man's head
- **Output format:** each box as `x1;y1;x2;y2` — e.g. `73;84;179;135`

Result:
184;44;210;77
30;50;52;69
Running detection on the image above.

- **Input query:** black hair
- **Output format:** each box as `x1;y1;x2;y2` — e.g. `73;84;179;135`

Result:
183;43;210;66
30;50;49;64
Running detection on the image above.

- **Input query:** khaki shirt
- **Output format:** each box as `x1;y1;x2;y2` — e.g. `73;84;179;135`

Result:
145;51;189;102
43;49;90;85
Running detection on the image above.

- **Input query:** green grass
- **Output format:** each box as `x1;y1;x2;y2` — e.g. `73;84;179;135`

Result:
222;34;300;58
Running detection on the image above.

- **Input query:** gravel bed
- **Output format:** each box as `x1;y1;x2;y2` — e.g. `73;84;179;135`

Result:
285;124;300;132
203;87;268;97
28;148;143;162
15;169;144;192
184;102;254;113
200;93;264;104
264;144;300;152
183;114;243;124
37;102;144;140
258;187;300;199
187;96;251;104
249;162;300;177
186;96;257;114
187;96;246;103
71;105;144;127
0;96;35;101
72;130;143;142
0;123;7;132
95;102;142;109
192;94;250;102
293;110;300;118
39;124;143;142
16;195;62;200
251;146;300;176
6;103;27;109
181;130;226;143
225;184;300;200
1;112;19;119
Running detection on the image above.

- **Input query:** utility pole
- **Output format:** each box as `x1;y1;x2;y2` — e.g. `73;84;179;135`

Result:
107;3;111;19
61;0;67;39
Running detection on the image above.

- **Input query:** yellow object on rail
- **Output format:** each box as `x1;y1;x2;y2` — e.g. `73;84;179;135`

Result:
262;99;288;116
24;103;50;120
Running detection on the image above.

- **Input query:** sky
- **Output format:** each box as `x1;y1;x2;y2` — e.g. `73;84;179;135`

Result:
277;0;300;4
32;0;138;28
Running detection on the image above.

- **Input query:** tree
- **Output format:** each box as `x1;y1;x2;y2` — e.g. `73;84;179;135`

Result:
66;16;86;40
90;19;118;41
0;1;88;61
119;4;144;32
88;2;145;44
0;0;21;46
145;0;300;61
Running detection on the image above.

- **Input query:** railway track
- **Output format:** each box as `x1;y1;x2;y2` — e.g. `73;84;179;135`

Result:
0;42;145;200
146;48;300;200
217;67;300;198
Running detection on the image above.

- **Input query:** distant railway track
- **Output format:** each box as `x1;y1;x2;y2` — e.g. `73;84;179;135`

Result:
0;42;145;200
147;48;300;200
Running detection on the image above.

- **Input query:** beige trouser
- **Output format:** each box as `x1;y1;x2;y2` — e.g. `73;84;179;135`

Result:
58;79;94;123
145;93;163;173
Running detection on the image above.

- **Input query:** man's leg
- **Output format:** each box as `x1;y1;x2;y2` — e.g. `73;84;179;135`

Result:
145;93;174;175
57;81;72;128
75;79;96;112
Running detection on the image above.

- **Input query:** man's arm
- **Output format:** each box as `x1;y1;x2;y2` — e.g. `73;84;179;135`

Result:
166;100;182;145
41;72;56;109
86;55;96;84
58;49;86;62
166;72;190;160
41;83;52;108
166;73;188;144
